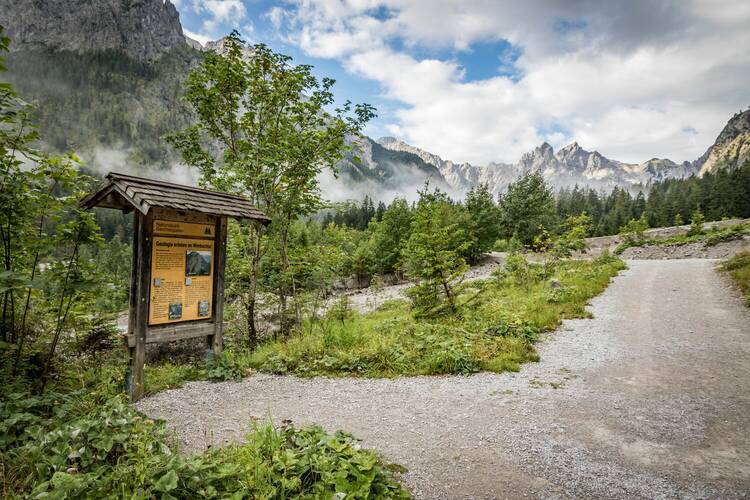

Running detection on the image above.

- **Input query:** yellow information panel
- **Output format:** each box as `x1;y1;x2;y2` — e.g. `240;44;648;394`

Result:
148;220;215;326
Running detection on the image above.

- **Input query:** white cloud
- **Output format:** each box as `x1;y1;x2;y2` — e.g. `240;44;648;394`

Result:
265;6;286;31
187;0;247;34
276;0;750;164
183;29;212;46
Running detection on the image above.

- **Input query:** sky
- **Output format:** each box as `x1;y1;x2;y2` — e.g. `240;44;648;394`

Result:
172;0;750;166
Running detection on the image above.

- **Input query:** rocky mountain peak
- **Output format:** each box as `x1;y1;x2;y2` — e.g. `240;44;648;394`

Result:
375;136;446;171
519;142;557;171
697;109;750;175
555;141;590;171
559;141;581;153
716;109;750;145
0;0;186;60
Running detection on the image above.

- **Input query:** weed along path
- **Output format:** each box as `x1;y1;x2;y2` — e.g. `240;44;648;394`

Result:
138;259;750;499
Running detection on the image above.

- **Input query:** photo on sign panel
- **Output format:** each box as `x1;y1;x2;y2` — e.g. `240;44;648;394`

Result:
186;250;211;276
168;302;182;320
198;299;210;317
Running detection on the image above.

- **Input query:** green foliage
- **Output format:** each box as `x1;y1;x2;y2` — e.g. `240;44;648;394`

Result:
720;251;750;307
493;235;523;253
618;214;649;246
206;351;245;382
498;171;556;246
464;183;501;260
688;208;706;236
84;233;132;313
249;257;625;377
494;253;543;290
328;294;354;326
551;213;592;259
0;30;107;384
403;188;471;317
368;198;413;275
0;387;408;498
168;32;374;341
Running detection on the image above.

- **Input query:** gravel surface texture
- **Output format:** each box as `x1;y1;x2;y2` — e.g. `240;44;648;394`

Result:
619;236;750;260
138;259;750;499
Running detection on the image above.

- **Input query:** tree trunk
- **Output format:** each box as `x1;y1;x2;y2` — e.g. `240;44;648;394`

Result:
246;225;262;348
0;291;7;343
247;294;257;348
439;271;456;313
277;216;292;336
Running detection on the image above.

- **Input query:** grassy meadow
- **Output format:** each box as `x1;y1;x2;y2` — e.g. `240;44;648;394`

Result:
246;254;626;378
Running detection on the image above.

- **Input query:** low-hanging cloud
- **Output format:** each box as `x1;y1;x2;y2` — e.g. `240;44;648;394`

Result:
86;146;201;186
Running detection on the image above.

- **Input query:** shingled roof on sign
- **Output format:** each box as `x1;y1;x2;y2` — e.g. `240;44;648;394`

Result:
81;172;271;223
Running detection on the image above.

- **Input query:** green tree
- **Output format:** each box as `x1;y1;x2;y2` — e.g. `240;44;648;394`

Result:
498;171;556;246
619;214;649;245
465;183;500;261
0;27;102;382
688;208;706;236
552;213;592;259
403;188;470;317
168;32;374;343
369;198;412;276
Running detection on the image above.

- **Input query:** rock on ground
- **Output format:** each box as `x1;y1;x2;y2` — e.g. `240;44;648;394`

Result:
138;260;750;499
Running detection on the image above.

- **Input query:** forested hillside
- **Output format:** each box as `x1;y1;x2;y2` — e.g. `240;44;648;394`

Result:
4;47;199;169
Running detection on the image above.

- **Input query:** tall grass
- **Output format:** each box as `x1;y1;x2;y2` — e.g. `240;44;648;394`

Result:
248;256;626;377
721;251;750;306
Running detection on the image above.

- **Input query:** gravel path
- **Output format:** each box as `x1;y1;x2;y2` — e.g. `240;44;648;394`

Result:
138;260;750;499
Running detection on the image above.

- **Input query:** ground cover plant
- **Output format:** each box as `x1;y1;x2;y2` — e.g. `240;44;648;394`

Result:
0;379;408;499
721;251;750;306
247;253;625;377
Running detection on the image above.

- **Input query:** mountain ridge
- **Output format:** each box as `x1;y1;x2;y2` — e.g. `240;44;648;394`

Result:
375;109;750;196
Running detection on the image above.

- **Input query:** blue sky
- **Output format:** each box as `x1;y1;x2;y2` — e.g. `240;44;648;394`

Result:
172;1;750;165
175;0;525;142
176;0;391;138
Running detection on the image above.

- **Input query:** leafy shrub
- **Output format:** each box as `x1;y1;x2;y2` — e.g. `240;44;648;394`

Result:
596;249;618;264
619;215;649;246
1;389;409;498
687;208;706;236
328;294;354;325
206;351;244;382
494;253;541;289
493;235;522;252
704;224;748;246
72;314;120;356
552;213;592;258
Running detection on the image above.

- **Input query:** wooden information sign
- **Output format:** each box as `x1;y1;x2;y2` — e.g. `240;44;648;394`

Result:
81;173;270;401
